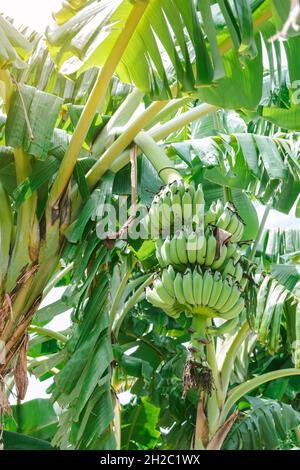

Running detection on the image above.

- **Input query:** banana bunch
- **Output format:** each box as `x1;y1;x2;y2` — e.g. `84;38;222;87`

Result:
155;227;243;273
205;200;245;242
143;181;204;237
146;267;245;321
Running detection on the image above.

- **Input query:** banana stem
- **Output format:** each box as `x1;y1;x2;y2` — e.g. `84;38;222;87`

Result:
110;103;218;174
220;321;250;400
48;0;148;207
134;131;180;185
206;336;223;438
191;315;207;362
149;104;217;142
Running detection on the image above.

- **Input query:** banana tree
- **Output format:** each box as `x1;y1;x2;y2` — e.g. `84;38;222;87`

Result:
0;0;300;451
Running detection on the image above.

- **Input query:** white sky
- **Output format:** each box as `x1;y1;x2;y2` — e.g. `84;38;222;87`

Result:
0;0;62;32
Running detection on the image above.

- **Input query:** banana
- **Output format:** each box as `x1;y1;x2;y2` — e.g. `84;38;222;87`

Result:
186;231;197;264
183;270;195;305
202;269;214;306
216;207;231;230
221;282;241;313
154;279;175;305
204;228;217;266
233;262;243;283
204;208;217;226
193;184;204;210
232;248;242;265
165;305;181;319
206;317;239;336
161;190;172;236
182;189;193;226
215;199;224;218
169;236;181;265
208;271;224;308
149;201;160;238
226;213;239;235
171;190;183;231
221;297;245;320
196;233;207;265
222;258;235;277
160;237;172;265
174;273;186;305
231;220;244;243
193;268;203;305
146;287;166;308
155;239;166;267
225;243;237;260
176;231;188;264
211;244;227;270
214;276;234;311
161;267;176;297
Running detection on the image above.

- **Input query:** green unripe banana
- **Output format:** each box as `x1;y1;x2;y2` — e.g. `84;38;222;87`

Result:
183;270;195;305
222;258;235;277
146;287;166;308
225;243;237;260
226;213;239;235
221;297;245;320
186;231;198;264
231;220;244;242
202;269;214;306
161;267;176;297
216;208;231;230
182;189;193;226
161;190;172;235
196;233;207;265
208;271;223;308
193;268;203;305
204;228;217;266
156;239;166;268
160;237;172;265
176;231;188;264
221;283;241;313
154;279;175;305
215;199;224;218
211;244;227;270
174;273;186;305
169;237;181;266
214;276;234;311
171;190;183;230
234;262;243;283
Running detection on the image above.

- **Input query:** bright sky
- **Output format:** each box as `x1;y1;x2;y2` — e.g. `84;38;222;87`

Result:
0;0;62;32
